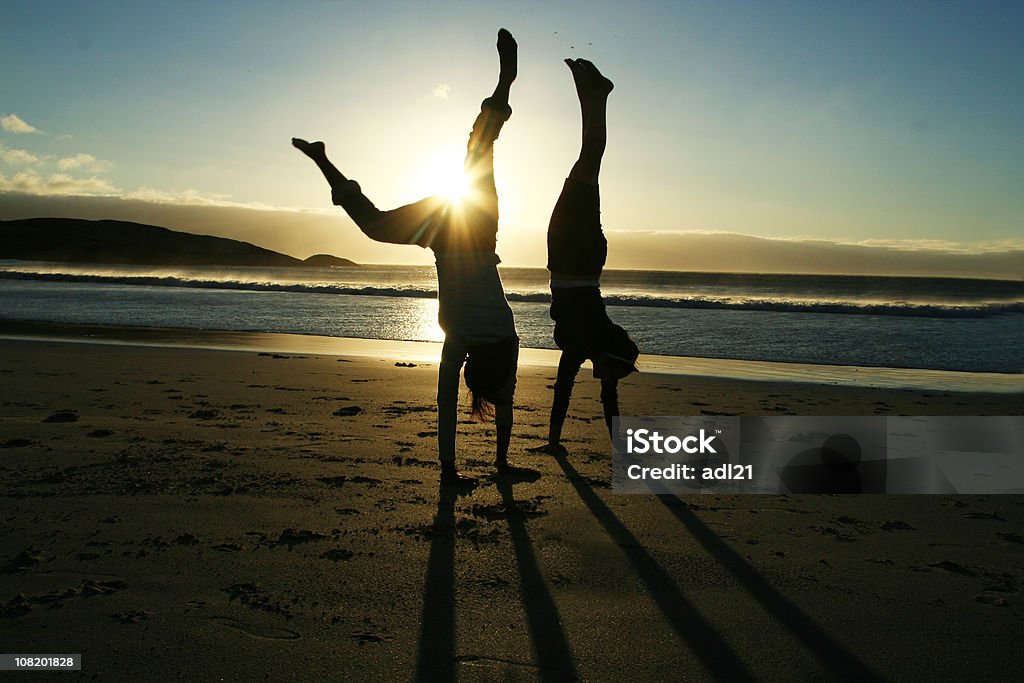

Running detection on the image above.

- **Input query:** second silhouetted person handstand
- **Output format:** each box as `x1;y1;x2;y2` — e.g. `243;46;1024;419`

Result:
531;58;639;457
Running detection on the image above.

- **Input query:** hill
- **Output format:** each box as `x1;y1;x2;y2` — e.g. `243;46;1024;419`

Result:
0;218;357;268
303;253;358;267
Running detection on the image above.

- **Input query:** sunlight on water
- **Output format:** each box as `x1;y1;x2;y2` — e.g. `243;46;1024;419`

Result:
405;298;445;343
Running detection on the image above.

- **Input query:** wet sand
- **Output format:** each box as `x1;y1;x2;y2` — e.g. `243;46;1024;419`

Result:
1;333;1021;680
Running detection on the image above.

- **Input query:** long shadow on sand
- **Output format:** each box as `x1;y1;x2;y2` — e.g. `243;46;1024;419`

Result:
555;455;755;682
494;478;580;681
414;485;458;682
413;481;579;681
653;490;884;682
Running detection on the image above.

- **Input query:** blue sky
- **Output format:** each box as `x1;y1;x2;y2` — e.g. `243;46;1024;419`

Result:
1;1;1022;270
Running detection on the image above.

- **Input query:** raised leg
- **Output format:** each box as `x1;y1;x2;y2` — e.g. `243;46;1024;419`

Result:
292;136;447;246
291;138;348;189
464;29;517;194
564;59;614;186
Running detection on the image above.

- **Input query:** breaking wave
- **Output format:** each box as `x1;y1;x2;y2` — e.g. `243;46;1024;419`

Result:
2;269;1020;318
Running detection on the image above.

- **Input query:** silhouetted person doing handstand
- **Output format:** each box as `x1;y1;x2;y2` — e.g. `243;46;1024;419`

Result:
532;59;639;457
293;30;533;487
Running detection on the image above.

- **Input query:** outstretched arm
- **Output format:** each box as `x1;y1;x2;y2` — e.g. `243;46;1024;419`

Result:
529;351;584;455
550;351;585;444
600;377;620;442
493;370;515;465
437;337;466;467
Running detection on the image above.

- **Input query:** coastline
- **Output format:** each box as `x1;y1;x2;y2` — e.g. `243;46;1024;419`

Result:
2;318;1021;394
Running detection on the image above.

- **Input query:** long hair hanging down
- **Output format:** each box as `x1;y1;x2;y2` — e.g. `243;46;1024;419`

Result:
469;391;497;422
463;338;518;422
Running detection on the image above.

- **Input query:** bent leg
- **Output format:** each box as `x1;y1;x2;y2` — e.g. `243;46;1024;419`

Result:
340;191;447;247
293;137;446;247
599;377;619;441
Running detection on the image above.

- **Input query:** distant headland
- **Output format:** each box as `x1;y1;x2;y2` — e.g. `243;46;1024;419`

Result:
0;218;358;268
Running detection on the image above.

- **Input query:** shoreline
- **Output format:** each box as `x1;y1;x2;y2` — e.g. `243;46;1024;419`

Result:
2;318;1021;394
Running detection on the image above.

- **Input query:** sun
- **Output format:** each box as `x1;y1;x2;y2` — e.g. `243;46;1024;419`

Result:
440;167;472;205
407;149;472;206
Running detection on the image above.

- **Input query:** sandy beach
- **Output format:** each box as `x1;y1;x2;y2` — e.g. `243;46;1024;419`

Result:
1;331;1022;681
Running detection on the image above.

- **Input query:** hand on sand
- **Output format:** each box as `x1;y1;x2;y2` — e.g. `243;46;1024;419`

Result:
527;442;569;458
440;470;478;489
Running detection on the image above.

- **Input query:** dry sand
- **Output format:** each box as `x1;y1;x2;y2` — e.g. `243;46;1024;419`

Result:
1;335;1022;681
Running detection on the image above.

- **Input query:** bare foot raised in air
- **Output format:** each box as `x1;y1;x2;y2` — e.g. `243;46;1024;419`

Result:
291;137;326;160
497;28;517;84
565;58;614;99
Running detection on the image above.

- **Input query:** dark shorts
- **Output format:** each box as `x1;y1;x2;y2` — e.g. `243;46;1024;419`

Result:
546;178;606;278
550;286;636;362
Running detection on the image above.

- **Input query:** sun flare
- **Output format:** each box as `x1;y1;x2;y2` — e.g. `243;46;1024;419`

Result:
441;171;472;205
407;150;472;206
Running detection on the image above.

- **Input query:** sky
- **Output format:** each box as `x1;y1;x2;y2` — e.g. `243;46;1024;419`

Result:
1;1;1022;276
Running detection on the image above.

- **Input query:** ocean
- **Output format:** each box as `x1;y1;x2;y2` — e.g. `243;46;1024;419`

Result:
0;261;1021;374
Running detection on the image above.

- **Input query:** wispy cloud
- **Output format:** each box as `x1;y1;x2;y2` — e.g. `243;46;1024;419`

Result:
0;170;329;214
0;142;42;166
122;186;325;214
56;153;112;173
0;170;116;195
432;83;451;100
608;229;1024;257
850;237;1024;254
1;113;41;134
124;186;235;206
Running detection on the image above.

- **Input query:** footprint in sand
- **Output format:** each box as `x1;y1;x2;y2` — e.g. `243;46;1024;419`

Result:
1;438;35;448
321;548;355;562
273;528;329;548
213;543;242;552
333;406;363;416
112;609;153;624
975;594;1009;607
43;410;78;423
207;615;300;640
